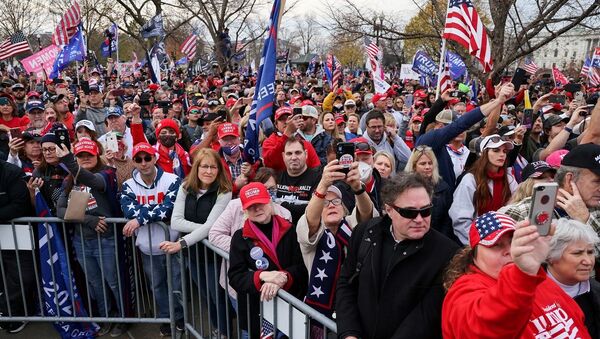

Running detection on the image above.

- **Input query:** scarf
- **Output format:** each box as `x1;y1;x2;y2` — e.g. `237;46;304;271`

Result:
242;214;292;270
154;143;190;179
478;168;506;215
304;219;352;318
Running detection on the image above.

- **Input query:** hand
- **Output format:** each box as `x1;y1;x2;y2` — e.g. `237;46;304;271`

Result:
8;137;24;156
207;118;222;140
159;240;182;254
95;216;108;233
441;88;454;102
345;162;361;191
568;100;579;115
260;282;281;302
0;125;10;133
240;162;252;176
105;150;115;162
32;160;41;169
259;271;288;287
284;115;300;137
317;159;347;192
234;174;248;188
497;83;515;103
27;177;44;192
55;143;71;159
567;107;585;128
511;219;554;276
514;125;527;144
386;126;397;138
532;92;553;112
130;103;141;119
557;182;590;223
123;218;140;237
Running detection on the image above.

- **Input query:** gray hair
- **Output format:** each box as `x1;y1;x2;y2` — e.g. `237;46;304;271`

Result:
554;165;581;187
380;172;433;206
547;218;600;262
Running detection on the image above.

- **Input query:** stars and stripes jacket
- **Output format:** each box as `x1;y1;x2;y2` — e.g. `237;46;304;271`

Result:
120;166;181;255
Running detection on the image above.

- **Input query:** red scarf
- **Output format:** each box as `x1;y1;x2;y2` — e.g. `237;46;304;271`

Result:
241;214;292;270
478;168;506;215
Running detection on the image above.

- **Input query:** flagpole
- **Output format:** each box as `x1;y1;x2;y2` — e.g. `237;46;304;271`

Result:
115;24;120;79
435;0;452;100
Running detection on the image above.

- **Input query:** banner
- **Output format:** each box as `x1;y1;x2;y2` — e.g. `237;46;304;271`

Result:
35;191;98;338
100;23;118;57
400;64;420;80
243;0;286;163
115;62;136;76
411;50;438;77
140;14;164;40
445;51;467;80
21;45;61;79
50;26;86;79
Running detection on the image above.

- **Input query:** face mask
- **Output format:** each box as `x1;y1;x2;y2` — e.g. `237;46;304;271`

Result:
358;161;373;183
222;144;240;156
159;135;177;148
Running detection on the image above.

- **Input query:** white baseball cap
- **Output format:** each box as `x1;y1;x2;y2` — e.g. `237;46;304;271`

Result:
75;119;96;132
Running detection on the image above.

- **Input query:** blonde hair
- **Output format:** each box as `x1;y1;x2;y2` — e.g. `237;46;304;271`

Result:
373;151;396;175
509;178;536;204
384;112;397;127
404;146;442;185
184;148;232;194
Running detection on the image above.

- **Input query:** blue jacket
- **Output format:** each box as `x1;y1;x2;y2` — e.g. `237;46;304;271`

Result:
416;107;484;190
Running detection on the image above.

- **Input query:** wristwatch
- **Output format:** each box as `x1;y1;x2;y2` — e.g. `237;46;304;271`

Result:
353;183;366;195
178;238;188;249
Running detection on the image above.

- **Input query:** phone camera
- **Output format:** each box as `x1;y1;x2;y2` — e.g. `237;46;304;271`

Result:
541;195;549;204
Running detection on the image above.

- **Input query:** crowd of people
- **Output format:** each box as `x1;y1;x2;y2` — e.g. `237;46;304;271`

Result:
1;61;600;338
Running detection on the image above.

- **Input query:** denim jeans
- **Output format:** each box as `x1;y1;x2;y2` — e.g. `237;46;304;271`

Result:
140;253;183;320
73;235;122;317
187;244;230;335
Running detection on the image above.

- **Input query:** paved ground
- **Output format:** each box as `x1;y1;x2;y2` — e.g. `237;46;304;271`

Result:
6;321;181;339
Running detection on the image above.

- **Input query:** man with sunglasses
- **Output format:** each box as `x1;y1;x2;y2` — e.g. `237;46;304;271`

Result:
11;83;27;118
180;106;204;151
336;173;460;339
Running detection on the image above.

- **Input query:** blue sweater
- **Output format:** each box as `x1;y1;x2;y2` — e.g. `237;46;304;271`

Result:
416;107;484;190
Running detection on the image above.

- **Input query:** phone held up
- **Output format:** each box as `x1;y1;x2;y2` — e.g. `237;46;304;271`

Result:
528;182;558;236
336;142;356;174
55;128;71;151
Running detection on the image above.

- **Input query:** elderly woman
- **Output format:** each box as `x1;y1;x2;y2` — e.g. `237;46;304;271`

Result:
442;212;592;338
546;218;600;338
228;182;307;338
405;145;456;243
298;160;376;318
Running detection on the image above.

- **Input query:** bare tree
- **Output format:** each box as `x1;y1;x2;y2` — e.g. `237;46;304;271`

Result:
0;1;46;36
293;14;321;55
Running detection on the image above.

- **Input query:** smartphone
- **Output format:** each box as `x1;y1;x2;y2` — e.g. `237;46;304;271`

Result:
511;68;527;89
9;128;22;139
574;91;584;104
217;109;228;120
111;89;125;97
528;182;558;236
55;128;71;151
522;108;534;129
292;107;303;116
140;108;151;120
106;132;118;152
564;83;582;93
549;94;566;105
80;80;90;95
336;142;356;174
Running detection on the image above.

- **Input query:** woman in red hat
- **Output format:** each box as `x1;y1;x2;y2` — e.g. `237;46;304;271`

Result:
228;182;308;338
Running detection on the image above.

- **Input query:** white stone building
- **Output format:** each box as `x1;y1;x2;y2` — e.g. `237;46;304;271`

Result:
530;28;600;70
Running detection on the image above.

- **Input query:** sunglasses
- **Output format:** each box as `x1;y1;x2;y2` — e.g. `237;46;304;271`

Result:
355;142;371;152
0;98;9;106
134;155;153;163
188;109;201;114
481;135;510;149
208;100;219;106
390;204;433;219
414;145;432;153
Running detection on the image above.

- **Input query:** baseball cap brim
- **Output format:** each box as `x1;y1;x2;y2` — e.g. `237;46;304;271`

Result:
478;227;515;247
241;197;271;210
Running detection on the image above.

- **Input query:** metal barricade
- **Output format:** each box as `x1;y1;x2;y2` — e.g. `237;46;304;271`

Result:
1;217;178;337
179;239;338;339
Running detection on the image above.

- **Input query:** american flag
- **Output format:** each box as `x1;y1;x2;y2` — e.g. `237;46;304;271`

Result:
443;0;493;72
581;57;591;79
439;57;452;94
52;1;81;46
590;68;600;87
180;32;198;61
332;56;342;92
0;31;31;61
522;57;539;75
552;65;569;88
260;318;275;339
364;36;380;73
475;212;516;247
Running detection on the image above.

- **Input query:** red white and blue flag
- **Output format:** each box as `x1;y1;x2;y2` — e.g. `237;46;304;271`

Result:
180;31;198;61
552;65;569;88
439;55;453;94
442;0;493;72
52;1;81;46
581;57;591;79
522;57;539;75
243;0;286;163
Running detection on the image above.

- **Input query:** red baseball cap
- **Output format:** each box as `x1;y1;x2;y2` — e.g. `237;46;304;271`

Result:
148;83;160;91
413;89;427;98
73;138;99;156
240;182;271;209
411;115;423;123
217;122;240;139
225;97;237;108
275;106;292;120
469;212;516;248
132;142;156;158
371;93;387;104
349;137;373;155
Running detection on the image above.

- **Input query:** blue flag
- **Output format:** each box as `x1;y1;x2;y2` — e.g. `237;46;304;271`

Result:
445;51;467;80
243;0;286;163
232;50;247;62
175;56;188;66
140;14;165;39
412;50;438;78
50;26;86;79
35;191;98;338
100;23;118;57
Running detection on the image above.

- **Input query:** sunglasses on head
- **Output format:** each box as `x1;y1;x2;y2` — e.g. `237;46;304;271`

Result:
414;145;432;153
355;142;371;152
0;98;9;105
482;135;509;149
134;155;153;163
390;204;433;219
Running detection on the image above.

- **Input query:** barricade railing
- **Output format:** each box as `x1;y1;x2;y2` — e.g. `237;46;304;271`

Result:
2;217;178;337
2;218;338;338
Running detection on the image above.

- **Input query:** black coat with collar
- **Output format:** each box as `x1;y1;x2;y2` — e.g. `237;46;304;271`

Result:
336;215;459;339
575;278;600;339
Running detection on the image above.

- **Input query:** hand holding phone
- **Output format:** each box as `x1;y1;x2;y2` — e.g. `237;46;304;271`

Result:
336;142;356;174
9;128;22;139
548;94;566;105
55;128;71;151
511;68;527;90
528;183;558;236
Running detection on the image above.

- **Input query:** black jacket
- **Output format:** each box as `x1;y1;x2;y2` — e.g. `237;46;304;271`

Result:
336;216;459;339
228;215;308;338
0;160;31;221
575;279;600;339
431;180;459;244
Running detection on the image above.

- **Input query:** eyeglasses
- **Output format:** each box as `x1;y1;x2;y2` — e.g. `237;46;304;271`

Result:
390;204;433;219
414;145;432;153
355;142;371;152
42;147;56;153
323;198;342;207
189;109;201;115
134;155;153;163
199;164;218;171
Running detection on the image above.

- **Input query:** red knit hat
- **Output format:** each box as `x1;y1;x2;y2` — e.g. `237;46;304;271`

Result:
155;118;180;138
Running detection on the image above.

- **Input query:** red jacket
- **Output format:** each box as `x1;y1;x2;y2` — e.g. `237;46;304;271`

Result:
131;122;191;177
442;264;591;339
262;132;321;172
219;151;261;196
